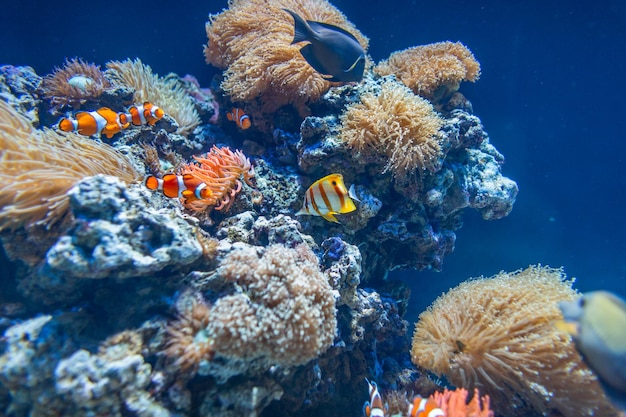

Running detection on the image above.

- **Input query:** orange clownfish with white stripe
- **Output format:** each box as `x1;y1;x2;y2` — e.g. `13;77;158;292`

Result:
226;107;251;130
296;173;358;223
363;379;386;417
58;107;130;139
125;102;165;126
408;396;445;417
144;173;212;204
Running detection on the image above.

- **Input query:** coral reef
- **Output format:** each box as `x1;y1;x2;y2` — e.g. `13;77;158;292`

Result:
204;0;369;115
0;11;522;416
41;58;111;109
106;58;200;135
375;42;481;102
0;99;140;232
339;77;445;179
411;265;618;417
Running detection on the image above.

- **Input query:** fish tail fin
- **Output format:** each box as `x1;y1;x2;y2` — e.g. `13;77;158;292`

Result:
322;212;340;223
283;9;310;44
348;184;361;202
144;176;159;190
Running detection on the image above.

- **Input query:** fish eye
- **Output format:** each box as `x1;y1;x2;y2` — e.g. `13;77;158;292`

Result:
332;181;337;185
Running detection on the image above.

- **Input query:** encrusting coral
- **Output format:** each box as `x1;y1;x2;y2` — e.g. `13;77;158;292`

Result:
410;265;617;417
106;58;200;135
339;78;444;179
179;145;255;212
204;0;369;114
375;41;480;102
210;243;336;366
41;58;111;108
0;100;140;231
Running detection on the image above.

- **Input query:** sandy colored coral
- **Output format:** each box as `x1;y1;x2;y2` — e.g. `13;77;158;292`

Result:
106;58;200;135
375;42;480;102
41;58;111;108
209;243;336;366
339;78;444;179
179;145;255;212
0;100;140;231
204;0;369;114
430;388;493;417
165;294;215;372
411;265;617;417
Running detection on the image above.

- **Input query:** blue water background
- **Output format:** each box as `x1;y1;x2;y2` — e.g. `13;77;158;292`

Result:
1;1;625;321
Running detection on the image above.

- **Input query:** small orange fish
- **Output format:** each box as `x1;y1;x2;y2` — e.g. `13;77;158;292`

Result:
408;396;445;417
296;173;358;223
363;379;386;417
58;107;130;139
145;173;212;203
226;107;251;130
125;102;165;126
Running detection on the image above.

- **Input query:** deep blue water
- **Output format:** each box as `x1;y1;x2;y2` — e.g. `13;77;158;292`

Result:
1;1;625;321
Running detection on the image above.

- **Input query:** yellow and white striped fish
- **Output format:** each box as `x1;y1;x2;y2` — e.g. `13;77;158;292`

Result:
296;173;358;223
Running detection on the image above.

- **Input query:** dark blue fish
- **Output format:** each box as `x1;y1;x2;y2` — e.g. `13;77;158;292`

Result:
284;9;365;83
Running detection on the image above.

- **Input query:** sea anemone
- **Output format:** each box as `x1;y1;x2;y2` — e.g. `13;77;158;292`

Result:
339;78;444;180
106;58;200;136
204;0;369;115
179;145;255;212
410;265;616;417
164;293;215;373
41;58;110;108
0;100;140;232
375;41;480;102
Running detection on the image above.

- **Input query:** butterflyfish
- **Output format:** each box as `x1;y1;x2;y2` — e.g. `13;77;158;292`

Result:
125;102;165;126
557;291;626;412
408;397;444;417
58;107;130;139
363;379;386;417
283;9;366;83
145;173;212;204
296;173;358;223
226;107;251;130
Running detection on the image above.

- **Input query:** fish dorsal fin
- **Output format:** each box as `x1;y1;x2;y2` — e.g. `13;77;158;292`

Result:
283;9;312;44
300;43;332;76
306;20;361;44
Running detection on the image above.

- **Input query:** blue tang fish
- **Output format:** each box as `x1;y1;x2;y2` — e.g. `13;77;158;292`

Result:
284;9;366;82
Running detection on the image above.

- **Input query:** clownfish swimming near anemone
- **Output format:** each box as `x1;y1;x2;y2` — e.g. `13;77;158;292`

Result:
123;102;165;126
363;379;387;417
58;107;130;139
58;102;165;139
144;173;212;204
226;107;251;130
296;173;359;223
408;396;445;417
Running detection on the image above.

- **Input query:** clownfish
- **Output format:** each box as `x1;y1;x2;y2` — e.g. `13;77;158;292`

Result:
144;173;212;203
125;102;165;126
58;107;130;139
226;108;251;130
296;173;358;223
408;396;445;417
363;379;386;417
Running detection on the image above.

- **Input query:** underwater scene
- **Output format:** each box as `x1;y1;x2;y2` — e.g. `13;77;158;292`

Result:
0;0;625;416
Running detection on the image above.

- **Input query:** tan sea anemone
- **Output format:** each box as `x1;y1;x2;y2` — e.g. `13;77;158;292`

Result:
41;58;111;108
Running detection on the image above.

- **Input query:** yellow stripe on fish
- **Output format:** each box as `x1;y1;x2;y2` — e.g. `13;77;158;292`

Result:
296;173;357;223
